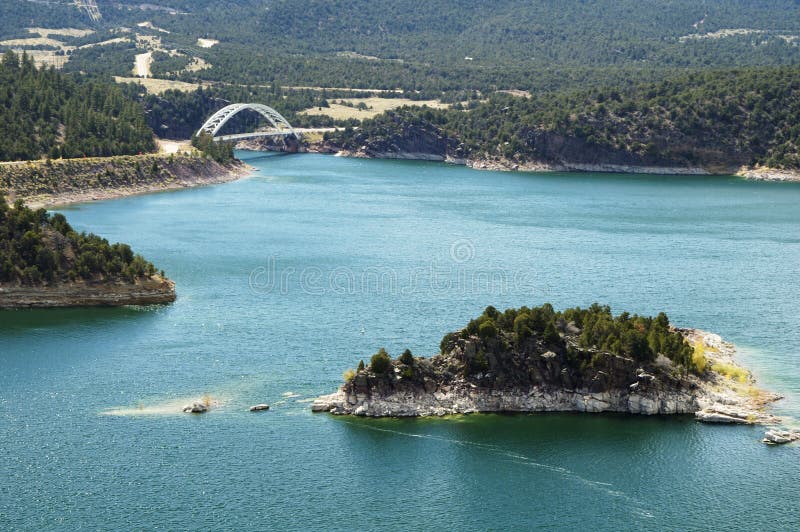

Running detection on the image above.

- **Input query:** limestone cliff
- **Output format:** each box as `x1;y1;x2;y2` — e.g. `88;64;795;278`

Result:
0;276;175;308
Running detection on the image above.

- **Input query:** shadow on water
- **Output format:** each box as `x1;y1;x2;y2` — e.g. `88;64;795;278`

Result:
327;412;715;522
336;410;696;436
236;151;292;163
0;305;165;336
330;411;710;459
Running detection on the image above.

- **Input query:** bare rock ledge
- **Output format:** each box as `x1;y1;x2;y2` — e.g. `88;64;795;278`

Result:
0;277;176;308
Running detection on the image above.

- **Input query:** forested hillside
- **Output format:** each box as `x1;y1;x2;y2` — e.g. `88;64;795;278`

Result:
0;194;158;286
119;0;800;91
4;1;800;92
331;67;800;170
0;51;154;161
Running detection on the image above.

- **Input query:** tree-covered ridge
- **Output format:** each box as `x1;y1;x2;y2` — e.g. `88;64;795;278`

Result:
441;303;697;372
0;51;155;162
101;1;800;68
0;195;160;286
333;67;800;170
351;303;699;396
7;1;800;94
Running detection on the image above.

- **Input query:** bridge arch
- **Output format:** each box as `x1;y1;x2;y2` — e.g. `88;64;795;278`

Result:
196;103;299;141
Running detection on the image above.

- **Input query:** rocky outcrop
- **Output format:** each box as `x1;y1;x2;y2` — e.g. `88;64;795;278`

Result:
183;402;208;414
762;429;800;445
312;327;781;423
249;404;270;411
312;387;701;417
736;166;800;182
0;277;176;308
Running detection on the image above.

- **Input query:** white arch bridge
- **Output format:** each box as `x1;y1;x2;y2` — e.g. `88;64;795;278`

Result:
196;103;301;142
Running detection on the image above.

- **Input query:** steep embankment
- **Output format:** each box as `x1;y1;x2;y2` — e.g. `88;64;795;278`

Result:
0;277;175;308
313;305;782;423
0;153;249;208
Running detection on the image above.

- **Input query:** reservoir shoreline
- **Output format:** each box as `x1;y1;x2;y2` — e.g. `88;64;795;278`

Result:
326;147;800;181
0;153;252;209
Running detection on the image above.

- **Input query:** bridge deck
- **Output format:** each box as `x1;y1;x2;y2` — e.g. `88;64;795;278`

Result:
213;128;340;142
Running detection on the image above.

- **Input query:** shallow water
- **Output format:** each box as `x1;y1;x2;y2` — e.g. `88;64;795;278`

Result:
2;153;799;529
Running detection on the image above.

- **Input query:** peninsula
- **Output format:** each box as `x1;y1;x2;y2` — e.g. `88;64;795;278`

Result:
0;153;249;209
0;196;174;308
316;68;800;181
313;304;782;424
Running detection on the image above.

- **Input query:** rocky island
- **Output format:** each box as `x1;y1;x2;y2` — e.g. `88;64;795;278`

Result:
0;195;175;308
313;304;783;424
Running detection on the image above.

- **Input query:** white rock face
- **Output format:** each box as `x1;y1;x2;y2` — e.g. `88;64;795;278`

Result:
762;430;800;444
695;411;748;424
311;386;701;418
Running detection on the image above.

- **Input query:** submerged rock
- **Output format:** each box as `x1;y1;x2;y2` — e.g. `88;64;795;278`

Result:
249;404;270;412
695;411;749;424
182;402;208;414
762;430;800;445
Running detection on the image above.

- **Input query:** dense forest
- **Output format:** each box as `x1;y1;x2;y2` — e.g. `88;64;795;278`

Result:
330;67;800;170
4;1;800;93
3;2;800;170
0;194;158;286
439;303;698;373
0;51;155;161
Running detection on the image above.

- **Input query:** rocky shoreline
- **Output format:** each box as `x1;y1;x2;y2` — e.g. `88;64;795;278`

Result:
0;276;176;308
312;325;783;425
0;153;252;208
325;147;800;181
735;166;800;182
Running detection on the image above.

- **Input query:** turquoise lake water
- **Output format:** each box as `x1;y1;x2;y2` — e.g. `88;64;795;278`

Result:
2;152;799;530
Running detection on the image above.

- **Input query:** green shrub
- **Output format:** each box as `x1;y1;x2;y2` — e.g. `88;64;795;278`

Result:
478;320;497;339
399;349;414;365
440;332;456;353
370;348;392;374
543;322;560;344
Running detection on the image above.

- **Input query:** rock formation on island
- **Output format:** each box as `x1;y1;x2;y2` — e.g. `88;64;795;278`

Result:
313;304;782;423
